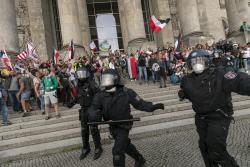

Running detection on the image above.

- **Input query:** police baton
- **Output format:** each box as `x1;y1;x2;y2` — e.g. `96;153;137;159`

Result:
87;118;141;126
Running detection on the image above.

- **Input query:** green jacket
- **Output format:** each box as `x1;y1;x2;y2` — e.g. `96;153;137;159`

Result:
42;75;58;92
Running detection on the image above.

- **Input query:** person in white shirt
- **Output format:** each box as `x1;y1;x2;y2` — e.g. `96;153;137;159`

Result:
109;58;115;69
242;43;250;72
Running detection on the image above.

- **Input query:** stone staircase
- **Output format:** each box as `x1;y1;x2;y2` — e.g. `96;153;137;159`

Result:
1;83;250;163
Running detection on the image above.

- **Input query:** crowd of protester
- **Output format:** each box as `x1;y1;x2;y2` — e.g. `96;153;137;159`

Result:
0;40;249;126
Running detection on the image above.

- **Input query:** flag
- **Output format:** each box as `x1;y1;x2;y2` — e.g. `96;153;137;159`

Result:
149;15;170;33
89;41;97;52
174;33;182;53
99;40;111;52
27;41;39;60
0;50;13;70
68;39;74;61
16;50;28;60
53;48;59;65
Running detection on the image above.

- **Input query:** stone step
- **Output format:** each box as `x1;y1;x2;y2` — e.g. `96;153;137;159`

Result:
3;88;177;120
0;108;249;163
0;110;194;151
1;96;250;141
1;98;250;151
0;94;248;133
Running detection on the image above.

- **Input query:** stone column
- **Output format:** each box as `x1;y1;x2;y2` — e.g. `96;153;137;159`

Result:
198;0;225;41
122;0;146;41
27;0;48;60
118;0;129;49
225;0;250;43
57;0;82;46
225;0;242;33
77;0;91;48
177;0;201;37
0;0;19;51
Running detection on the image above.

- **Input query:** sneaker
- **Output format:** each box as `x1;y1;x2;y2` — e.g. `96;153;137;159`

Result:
2;121;12;126
55;114;61;119
45;115;50;120
22;112;30;117
42;111;45;115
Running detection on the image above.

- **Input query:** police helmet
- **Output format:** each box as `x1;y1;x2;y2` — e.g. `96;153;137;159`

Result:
187;49;210;74
76;67;90;81
100;69;122;89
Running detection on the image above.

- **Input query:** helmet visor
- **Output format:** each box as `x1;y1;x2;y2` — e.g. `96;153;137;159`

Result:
190;57;207;67
101;74;115;87
190;57;208;74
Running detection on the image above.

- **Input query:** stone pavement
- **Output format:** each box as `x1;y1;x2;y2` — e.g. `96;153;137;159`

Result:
2;118;250;167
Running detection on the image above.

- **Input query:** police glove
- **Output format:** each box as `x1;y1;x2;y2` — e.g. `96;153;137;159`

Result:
151;103;164;111
178;90;185;101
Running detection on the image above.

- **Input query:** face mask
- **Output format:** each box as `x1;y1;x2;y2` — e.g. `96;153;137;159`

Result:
192;64;205;74
105;87;116;93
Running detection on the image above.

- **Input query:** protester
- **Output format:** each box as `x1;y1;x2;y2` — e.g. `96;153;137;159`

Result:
42;68;60;120
33;71;45;114
7;71;20;112
16;71;32;117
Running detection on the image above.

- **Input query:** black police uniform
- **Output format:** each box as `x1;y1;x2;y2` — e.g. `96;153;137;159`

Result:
179;65;250;167
88;74;164;167
76;67;103;160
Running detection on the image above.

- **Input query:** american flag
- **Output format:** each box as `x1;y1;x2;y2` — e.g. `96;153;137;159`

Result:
16;50;28;60
27;41;39;61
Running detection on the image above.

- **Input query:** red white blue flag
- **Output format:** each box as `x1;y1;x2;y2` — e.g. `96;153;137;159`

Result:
68;39;74;61
53;48;59;65
89;41;97;52
149;15;170;33
0;50;13;70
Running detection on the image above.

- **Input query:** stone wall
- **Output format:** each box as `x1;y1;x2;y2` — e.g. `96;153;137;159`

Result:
15;0;31;51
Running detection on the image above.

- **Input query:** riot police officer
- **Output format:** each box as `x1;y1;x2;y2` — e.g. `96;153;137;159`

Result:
88;69;164;167
75;65;103;160
178;49;250;167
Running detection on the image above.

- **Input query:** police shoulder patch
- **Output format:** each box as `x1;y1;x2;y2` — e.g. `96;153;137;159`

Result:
224;71;237;79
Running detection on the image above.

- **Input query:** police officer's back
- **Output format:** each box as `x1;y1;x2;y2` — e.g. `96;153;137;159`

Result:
88;69;164;167
178;49;250;167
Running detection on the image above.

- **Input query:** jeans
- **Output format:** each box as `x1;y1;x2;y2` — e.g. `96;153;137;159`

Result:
0;98;8;125
138;66;147;82
233;58;240;72
151;70;157;82
243;58;250;71
38;95;45;111
160;76;166;87
8;90;19;112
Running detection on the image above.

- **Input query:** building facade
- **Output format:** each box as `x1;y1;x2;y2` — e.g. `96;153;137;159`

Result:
0;0;249;60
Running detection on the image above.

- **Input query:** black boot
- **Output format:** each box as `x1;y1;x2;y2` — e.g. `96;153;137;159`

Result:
80;121;90;160
134;156;146;167
90;125;103;160
79;146;90;160
113;154;125;167
93;147;103;160
126;144;146;167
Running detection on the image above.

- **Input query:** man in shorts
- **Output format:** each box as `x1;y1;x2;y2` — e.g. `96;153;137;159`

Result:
42;68;60;120
16;71;32;117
